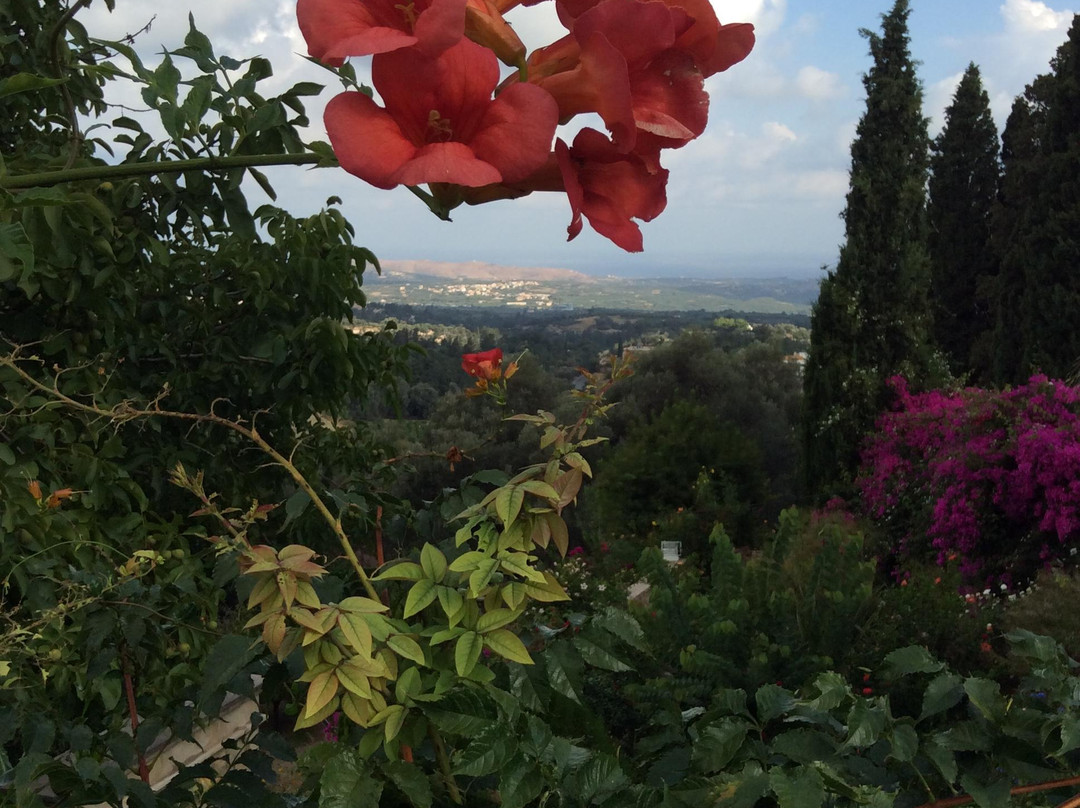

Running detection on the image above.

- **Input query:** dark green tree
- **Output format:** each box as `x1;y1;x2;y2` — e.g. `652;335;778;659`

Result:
802;0;942;499
927;63;1000;378
991;15;1080;381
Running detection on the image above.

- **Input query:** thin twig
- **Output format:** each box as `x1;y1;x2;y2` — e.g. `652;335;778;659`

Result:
1;351;379;600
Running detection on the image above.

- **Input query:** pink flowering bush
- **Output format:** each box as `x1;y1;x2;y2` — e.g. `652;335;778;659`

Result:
857;376;1080;584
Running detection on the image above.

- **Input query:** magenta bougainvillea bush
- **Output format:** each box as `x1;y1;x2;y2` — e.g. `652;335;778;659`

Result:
857;376;1080;585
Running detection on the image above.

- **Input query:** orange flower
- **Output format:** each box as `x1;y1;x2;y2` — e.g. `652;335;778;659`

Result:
46;489;74;508
27;480;42;501
462;348;504;380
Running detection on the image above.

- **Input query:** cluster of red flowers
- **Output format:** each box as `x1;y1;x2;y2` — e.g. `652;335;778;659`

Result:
297;0;754;251
461;347;517;400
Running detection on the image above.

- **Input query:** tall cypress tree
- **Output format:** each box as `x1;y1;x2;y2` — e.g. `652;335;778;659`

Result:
927;63;1000;379
803;0;942;499
991;16;1080;382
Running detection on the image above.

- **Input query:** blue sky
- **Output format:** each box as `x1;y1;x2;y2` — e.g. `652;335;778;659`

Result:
81;0;1077;278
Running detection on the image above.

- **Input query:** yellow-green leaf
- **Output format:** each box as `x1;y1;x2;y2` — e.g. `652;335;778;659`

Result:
430;627;465;645
338;596;389;613
420;544;448;582
372;561;424;581
455;631;483;677
338;613;373;656
341;691;374;727
304;670;340;719
338;664;373;699
524;571;571;602
246;574;277;610
387;634;426;667
477;608;522;634
469;558;500;597
404;579;438;618
563;452;592;477
295;580;322;608
294;694;339;731
499;552;546;583
484;629;534;665
518;480;560;501
448;550;488;573
547;513;569;557
495;486;525;528
385;705;407;743
395;666;421;704
500;583;527;610
437;586;464;625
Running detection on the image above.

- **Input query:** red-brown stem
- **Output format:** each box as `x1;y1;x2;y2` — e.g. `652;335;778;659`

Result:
121;652;151;784
916;775;1080;808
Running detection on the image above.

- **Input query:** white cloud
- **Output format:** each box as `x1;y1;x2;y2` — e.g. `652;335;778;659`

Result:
720;0;786;37
795;66;843;101
925;71;965;135
1000;0;1074;32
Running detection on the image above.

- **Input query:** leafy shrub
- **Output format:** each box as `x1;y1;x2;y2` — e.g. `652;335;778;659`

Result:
1000;567;1080;660
858;375;1080;585
633;509;876;696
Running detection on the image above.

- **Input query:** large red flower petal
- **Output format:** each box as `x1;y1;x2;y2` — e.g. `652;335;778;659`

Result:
630;48;707;142
393;142;503;186
374;39;500;145
536;33;635;150
571;0;679;64
297;0;467;63
556;128;668;252
324;91;417;189
469;83;559;183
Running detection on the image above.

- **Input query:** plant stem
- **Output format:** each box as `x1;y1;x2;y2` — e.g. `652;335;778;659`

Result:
0;352;379;600
0;152;325;189
428;724;463;805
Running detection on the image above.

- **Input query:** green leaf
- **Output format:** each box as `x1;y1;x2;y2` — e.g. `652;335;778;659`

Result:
889;724;919;762
283;489;310;525
453;723;515;776
484;629;533;665
387;635;426;667
455;631;483;677
0;72;67;99
883;646;944;678
567;752;628;804
437;586;464;625
844;700;887;748
963;677;1005;722
320;749;382;808
477;608;521;633
755;684;795;722
805;671;849;712
495;485;525;528
468;557;499;596
304;671;340;718
769;766;825;808
197;635;257;713
381;759;432;808
404;579;437;618
692;719;750;773
373;561;424;581
920;672;964;721
959;775;1011;808
420;544;448;582
922;739;957;783
592;607;647;651
394;666;422;704
573;635;631;672
448;550;488;573
384;705;407;742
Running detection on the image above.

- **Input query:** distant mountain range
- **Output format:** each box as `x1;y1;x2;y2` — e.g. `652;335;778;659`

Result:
368;260;820;314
